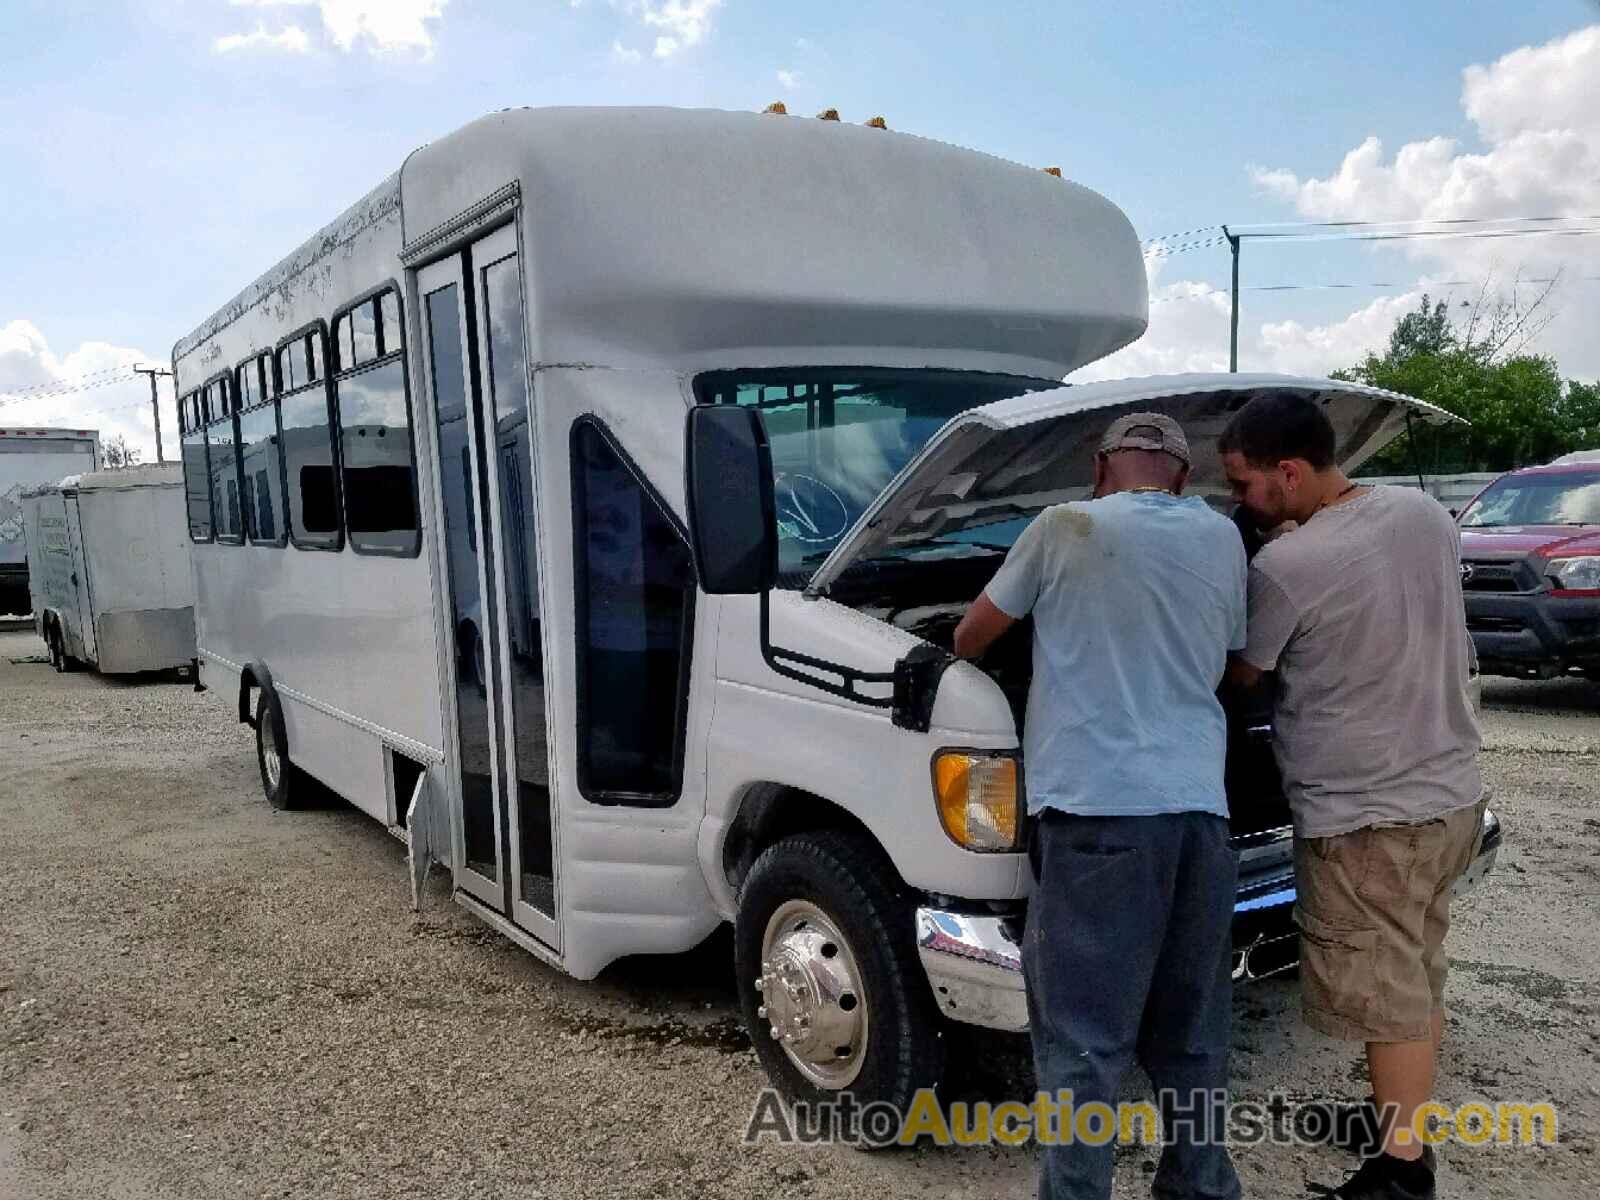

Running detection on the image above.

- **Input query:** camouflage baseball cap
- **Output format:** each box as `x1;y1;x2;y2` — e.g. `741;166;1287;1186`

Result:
1099;411;1191;466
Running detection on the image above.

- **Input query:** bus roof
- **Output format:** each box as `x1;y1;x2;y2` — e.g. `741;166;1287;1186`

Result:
175;106;1147;381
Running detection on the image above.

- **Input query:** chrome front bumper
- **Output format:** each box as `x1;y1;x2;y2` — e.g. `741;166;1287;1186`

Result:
915;807;1503;1035
915;908;1028;1032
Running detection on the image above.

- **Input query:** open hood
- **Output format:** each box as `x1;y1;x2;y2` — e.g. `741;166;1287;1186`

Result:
805;372;1461;594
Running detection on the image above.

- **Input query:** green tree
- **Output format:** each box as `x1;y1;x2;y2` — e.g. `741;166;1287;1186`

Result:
1341;291;1598;474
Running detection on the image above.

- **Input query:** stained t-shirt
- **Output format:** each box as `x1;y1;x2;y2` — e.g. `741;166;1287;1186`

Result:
984;492;1247;818
1240;485;1482;837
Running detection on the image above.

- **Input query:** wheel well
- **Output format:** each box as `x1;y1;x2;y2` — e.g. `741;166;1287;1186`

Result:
721;784;899;894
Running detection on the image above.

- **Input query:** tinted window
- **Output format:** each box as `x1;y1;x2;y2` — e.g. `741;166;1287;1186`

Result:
277;342;301;393
207;381;243;542
351;300;378;364
237;401;285;545
333;289;417;554
180;391;212;541
335;360;418;552
379;291;402;357
572;422;695;804
279;343;340;547
236;361;256;410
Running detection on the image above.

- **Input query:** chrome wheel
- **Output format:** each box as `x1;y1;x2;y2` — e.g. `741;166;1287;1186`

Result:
260;711;283;791
755;900;869;1090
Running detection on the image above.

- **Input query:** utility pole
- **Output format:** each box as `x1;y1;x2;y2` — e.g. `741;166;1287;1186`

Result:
133;366;172;463
1223;225;1241;372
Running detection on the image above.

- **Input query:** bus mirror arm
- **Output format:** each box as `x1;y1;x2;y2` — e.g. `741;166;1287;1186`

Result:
757;592;954;731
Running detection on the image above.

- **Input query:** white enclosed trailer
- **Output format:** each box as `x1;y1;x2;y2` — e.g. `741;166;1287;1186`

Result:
0;427;100;613
171;106;1497;1116
21;464;195;673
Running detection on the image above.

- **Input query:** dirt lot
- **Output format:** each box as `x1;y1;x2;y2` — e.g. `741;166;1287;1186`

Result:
2;627;1598;1199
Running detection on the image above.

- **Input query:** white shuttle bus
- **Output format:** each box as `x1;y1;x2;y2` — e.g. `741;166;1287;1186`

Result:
174;107;1499;1113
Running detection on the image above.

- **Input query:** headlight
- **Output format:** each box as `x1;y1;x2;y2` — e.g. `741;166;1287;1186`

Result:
932;751;1021;852
1547;556;1600;592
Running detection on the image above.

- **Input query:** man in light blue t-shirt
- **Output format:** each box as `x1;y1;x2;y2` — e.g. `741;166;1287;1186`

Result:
954;412;1246;1200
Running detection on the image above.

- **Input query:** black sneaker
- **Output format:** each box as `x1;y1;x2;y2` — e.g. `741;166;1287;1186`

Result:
1314;1150;1436;1200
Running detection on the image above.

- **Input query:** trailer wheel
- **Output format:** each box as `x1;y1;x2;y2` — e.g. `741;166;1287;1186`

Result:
49;626;74;673
734;830;943;1142
254;688;298;811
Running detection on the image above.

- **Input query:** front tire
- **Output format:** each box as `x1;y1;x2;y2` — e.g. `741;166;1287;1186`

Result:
734;830;944;1136
254;688;298;810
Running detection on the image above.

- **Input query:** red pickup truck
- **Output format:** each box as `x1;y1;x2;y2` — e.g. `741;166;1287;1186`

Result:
1457;457;1600;679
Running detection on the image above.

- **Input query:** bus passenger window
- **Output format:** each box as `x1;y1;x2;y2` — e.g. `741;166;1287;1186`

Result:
207;378;244;543
351;300;378;365
333;288;418;555
571;421;695;805
277;325;341;549
179;391;213;542
236;375;286;547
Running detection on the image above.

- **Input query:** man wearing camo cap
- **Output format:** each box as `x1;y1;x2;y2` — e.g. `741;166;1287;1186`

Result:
956;412;1247;1200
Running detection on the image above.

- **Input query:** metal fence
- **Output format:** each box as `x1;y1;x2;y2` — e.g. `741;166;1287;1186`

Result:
1362;473;1499;513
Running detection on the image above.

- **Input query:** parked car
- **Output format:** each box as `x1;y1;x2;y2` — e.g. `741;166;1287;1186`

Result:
1457;460;1600;679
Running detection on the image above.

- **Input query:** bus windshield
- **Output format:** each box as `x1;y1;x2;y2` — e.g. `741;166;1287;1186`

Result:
695;368;1057;585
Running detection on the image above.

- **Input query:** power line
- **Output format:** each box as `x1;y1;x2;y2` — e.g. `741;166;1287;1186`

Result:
1149;273;1600;304
1222;214;1600;233
0;362;143;404
1144;219;1600;259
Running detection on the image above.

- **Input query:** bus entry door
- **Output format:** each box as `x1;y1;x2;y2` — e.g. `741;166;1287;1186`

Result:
417;223;557;948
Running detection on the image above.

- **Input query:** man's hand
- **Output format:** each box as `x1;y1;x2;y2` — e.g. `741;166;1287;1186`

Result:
1263;519;1300;543
1226;653;1264;691
954;594;1016;659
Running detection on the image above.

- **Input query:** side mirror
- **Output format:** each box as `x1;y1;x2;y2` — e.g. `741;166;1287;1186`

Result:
684;406;777;595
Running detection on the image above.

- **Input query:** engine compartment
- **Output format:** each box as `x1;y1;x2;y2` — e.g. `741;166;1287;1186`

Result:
832;550;1290;837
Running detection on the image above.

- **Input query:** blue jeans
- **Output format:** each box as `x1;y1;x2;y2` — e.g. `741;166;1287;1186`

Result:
1024;810;1241;1200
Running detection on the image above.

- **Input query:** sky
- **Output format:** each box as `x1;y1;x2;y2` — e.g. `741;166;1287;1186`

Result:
3;0;1599;462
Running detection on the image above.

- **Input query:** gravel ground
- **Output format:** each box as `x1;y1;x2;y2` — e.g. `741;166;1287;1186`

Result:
2;628;1598;1199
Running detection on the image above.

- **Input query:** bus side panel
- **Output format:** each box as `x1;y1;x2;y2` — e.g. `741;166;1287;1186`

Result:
278;693;388;823
192;545;443;784
532;368;720;981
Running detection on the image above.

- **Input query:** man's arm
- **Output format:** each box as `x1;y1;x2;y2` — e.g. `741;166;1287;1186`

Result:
953;594;1017;659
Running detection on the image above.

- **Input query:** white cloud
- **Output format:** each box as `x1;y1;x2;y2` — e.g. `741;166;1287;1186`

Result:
213;24;311;54
776;68;801;89
220;1;448;57
1073;276;1430;384
611;39;642;64
638;0;721;59
0;321;176;467
1244;24;1600;378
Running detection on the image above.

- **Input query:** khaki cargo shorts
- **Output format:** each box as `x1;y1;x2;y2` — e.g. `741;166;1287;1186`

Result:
1293;798;1487;1043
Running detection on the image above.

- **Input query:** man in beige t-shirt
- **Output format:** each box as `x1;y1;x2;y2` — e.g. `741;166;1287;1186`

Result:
1221;392;1482;1200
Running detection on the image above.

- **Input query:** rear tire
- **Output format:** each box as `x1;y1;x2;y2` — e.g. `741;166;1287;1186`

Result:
254;688;298;811
734;830;944;1143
